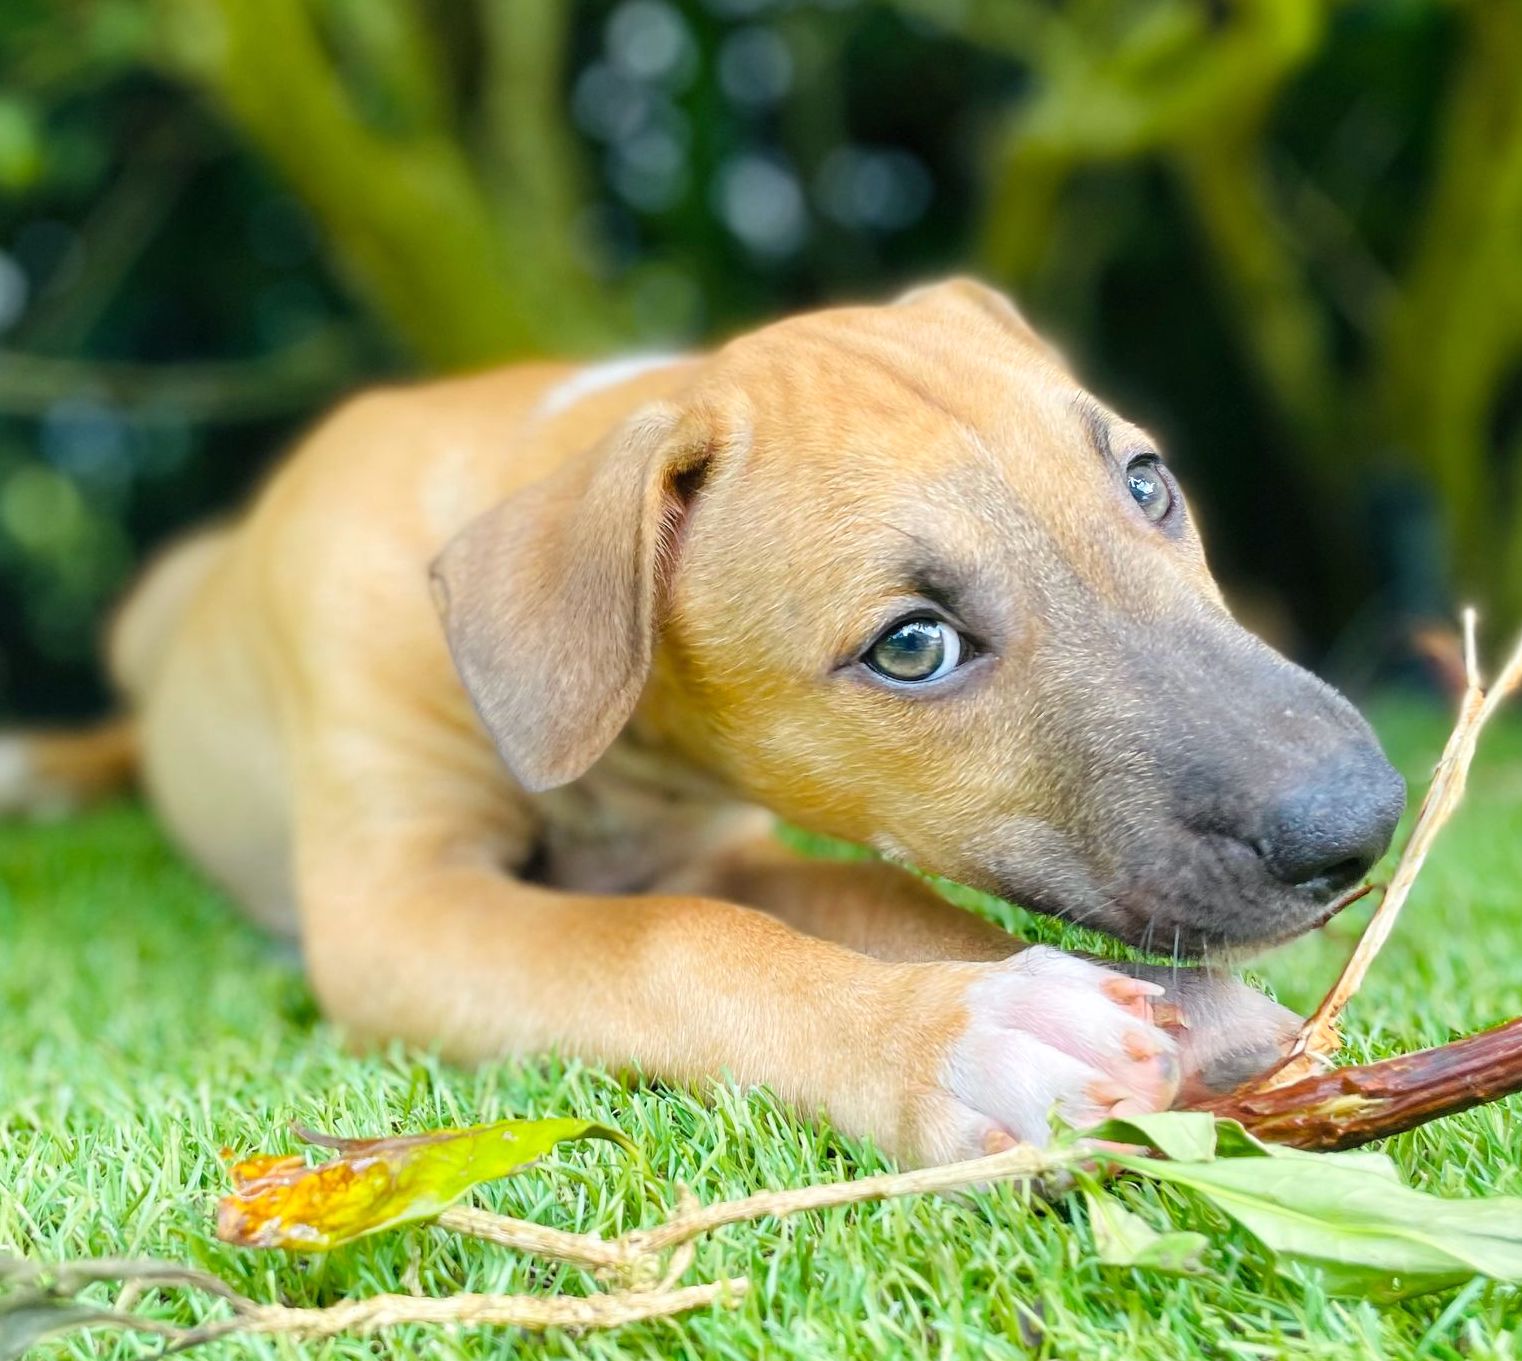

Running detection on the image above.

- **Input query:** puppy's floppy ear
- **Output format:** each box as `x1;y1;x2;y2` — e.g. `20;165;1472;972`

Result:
430;404;712;793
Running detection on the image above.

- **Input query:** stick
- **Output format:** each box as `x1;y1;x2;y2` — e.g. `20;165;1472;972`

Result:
440;1140;1060;1274
434;1204;629;1272
171;1278;748;1346
1202;1015;1522;1149
1265;614;1522;1085
0;1257;747;1352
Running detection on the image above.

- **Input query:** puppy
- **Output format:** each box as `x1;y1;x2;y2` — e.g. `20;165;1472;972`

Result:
8;280;1404;1165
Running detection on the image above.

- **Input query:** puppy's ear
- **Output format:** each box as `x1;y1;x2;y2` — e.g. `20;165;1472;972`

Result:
430;405;712;793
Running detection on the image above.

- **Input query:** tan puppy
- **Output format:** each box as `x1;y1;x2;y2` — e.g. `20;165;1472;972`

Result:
6;280;1404;1165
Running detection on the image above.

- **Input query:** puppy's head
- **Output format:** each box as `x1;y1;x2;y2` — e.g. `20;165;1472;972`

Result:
434;279;1404;955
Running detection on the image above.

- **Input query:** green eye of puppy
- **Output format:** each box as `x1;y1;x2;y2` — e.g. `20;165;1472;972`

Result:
1127;456;1173;522
864;617;962;683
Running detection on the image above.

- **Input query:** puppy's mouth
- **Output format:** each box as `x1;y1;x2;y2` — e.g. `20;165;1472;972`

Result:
978;717;1403;958
986;826;1378;963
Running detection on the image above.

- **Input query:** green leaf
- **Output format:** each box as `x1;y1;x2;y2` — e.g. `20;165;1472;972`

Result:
1108;1146;1522;1299
1080;1110;1218;1161
217;1117;636;1251
1071;1115;1522;1299
1082;1188;1208;1275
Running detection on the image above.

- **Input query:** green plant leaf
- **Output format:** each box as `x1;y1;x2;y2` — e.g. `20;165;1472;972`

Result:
1106;1143;1522;1299
216;1117;636;1251
1082;1188;1208;1274
1080;1110;1219;1161
1073;1113;1522;1298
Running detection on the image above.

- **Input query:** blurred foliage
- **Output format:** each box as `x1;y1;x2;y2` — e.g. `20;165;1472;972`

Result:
1;0;1519;717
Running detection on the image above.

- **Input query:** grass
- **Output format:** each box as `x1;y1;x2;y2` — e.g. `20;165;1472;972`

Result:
2;703;1521;1360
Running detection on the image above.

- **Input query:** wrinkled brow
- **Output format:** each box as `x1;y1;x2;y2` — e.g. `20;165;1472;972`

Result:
1073;393;1117;461
1073;393;1156;463
881;523;987;620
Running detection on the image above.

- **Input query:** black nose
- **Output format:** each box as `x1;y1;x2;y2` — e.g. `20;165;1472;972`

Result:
1258;746;1406;894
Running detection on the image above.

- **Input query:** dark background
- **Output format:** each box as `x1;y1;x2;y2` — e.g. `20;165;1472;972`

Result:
1;0;1516;719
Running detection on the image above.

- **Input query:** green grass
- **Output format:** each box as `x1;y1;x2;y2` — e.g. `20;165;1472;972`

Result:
3;704;1521;1360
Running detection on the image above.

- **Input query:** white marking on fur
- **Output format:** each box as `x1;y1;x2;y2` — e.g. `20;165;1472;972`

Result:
536;354;685;419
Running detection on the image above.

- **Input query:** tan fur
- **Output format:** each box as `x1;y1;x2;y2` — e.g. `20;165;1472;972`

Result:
12;281;1326;1163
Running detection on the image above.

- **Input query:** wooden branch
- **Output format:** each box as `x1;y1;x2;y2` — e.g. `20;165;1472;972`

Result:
613;1141;1053;1263
434;1204;629;1272
1;1253;746;1350
1202;1016;1522;1151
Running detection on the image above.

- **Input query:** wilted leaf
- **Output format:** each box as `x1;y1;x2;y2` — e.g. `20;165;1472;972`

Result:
1082;1188;1207;1274
217;1117;635;1251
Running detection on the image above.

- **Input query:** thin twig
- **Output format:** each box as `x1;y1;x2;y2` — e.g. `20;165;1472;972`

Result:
1266;617;1522;1085
10;1146;1068;1351
1;1258;748;1351
612;1143;1050;1261
444;1140;1061;1275
434;1204;628;1271
172;1278;748;1346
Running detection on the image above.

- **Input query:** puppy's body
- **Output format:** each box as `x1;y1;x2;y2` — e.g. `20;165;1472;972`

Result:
132;358;698;931
12;282;1404;1164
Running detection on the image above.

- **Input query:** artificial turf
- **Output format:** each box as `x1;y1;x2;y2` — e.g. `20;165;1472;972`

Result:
2;704;1520;1359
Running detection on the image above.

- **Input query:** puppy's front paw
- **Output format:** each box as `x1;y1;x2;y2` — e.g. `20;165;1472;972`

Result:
902;946;1180;1164
1119;965;1302;1102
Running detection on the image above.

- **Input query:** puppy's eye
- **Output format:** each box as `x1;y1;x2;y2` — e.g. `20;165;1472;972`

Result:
864;617;963;683
1126;455;1173;523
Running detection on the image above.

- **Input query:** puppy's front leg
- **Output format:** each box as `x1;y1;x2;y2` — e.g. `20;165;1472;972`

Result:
660;836;1020;963
298;842;1179;1166
667;836;1300;1110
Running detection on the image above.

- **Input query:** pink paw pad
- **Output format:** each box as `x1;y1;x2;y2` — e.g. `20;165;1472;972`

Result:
932;946;1181;1160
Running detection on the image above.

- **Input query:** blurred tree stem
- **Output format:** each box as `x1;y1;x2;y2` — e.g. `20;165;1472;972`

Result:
476;0;611;337
1373;0;1522;625
956;0;1332;464
152;0;617;369
19;120;200;355
1171;122;1341;462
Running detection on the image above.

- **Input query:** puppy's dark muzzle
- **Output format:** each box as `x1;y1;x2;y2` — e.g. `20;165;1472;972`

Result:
1088;618;1408;951
1253;743;1406;898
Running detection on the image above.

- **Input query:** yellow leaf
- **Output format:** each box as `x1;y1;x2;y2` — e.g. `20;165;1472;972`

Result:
216;1118;633;1251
